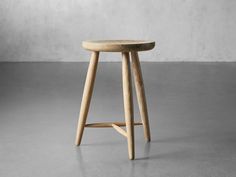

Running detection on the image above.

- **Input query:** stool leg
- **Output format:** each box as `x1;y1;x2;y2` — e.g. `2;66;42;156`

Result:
122;52;135;160
75;51;99;145
131;51;151;142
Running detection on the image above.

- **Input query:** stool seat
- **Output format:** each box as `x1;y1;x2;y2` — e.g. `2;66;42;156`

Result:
82;40;155;52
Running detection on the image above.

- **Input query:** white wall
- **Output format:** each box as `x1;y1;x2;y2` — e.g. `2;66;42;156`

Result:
0;0;235;62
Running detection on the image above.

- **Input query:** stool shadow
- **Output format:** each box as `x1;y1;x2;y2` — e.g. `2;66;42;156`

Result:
77;135;203;161
75;148;87;177
137;149;191;161
136;134;203;160
151;134;202;144
135;142;151;160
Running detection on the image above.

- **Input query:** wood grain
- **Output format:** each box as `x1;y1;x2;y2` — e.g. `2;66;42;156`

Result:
85;122;142;128
122;52;135;160
131;51;151;141
83;40;155;52
75;51;99;146
112;124;127;137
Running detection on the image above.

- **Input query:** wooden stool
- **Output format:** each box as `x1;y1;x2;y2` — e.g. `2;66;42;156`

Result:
75;40;155;160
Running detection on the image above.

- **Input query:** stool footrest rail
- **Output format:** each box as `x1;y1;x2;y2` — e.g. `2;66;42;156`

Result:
85;121;143;128
85;121;143;138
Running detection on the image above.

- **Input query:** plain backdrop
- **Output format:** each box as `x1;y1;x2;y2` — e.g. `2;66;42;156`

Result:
0;0;235;62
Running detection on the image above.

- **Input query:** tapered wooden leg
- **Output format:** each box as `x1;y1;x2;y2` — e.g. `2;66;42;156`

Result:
131;51;151;142
75;51;99;145
122;52;135;160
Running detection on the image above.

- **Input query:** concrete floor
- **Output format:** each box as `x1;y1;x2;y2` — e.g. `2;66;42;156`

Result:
0;62;236;177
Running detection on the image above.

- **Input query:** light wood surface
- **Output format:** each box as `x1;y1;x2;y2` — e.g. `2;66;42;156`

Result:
75;51;99;146
112;124;127;137
76;40;154;159
131;51;151;141
85;122;143;128
122;52;135;160
82;40;155;52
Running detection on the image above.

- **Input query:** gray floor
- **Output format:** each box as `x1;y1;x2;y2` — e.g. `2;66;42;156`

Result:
0;62;236;177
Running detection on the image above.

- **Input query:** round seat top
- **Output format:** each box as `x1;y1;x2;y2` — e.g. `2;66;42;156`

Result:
82;40;155;52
